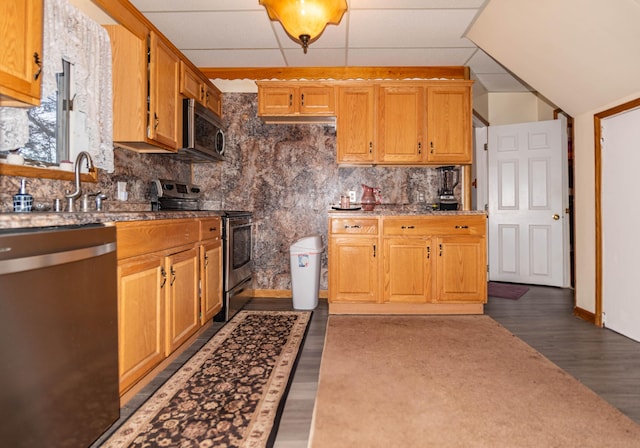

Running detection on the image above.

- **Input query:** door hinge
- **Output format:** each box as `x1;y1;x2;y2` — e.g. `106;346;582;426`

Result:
484;143;488;151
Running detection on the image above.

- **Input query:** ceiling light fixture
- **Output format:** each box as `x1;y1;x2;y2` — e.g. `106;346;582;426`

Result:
259;0;348;54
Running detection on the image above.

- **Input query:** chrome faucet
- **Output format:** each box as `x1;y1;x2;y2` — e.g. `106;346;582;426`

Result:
64;151;94;212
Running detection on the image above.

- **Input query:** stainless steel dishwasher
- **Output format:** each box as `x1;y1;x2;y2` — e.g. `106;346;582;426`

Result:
0;224;119;447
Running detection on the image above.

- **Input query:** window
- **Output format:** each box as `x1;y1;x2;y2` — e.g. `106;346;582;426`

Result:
20;60;71;165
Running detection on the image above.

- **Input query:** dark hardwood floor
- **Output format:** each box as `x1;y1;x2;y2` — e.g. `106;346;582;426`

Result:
93;286;640;448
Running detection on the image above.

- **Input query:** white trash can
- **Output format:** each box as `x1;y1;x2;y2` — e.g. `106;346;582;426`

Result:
290;234;323;310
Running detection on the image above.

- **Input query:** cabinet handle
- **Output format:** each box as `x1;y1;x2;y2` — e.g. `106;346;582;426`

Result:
204;254;209;267
439;243;443;257
209;227;217;232
454;225;469;229
430;141;434;154
401;225;415;229
154;113;159;130
33;52;42;81
170;266;176;286
373;244;376;258
369;142;373;154
427;246;430;259
289;94;293;107
160;266;167;288
301;93;305;106
418;142;422;154
344;225;361;229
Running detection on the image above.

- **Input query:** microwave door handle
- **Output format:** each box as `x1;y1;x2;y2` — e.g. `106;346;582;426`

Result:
187;102;196;148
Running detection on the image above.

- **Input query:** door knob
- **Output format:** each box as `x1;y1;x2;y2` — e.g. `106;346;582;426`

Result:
553;214;560;220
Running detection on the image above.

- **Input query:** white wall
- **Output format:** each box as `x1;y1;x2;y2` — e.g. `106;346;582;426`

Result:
488;92;555;126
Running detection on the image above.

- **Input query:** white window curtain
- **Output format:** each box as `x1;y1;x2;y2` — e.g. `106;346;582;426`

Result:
0;0;114;172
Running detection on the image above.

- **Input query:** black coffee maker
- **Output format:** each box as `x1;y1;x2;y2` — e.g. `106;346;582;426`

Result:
437;166;460;210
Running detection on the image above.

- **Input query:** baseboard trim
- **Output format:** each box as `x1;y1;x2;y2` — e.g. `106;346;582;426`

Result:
329;302;484;315
251;289;328;299
574;306;597;325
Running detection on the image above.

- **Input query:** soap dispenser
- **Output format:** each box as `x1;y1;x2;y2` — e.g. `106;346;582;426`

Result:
13;179;33;212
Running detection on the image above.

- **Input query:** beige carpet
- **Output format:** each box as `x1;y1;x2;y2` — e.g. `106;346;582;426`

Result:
309;315;640;448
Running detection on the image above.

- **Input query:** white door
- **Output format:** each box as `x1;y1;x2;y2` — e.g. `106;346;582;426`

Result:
601;107;640;342
488;119;569;287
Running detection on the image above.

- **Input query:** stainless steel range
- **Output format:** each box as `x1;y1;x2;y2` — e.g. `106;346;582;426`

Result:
215;210;253;322
149;179;253;322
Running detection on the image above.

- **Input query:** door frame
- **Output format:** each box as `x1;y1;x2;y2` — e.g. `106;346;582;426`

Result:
594;97;640;327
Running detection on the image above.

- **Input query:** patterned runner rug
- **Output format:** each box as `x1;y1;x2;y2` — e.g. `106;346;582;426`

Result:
101;310;311;448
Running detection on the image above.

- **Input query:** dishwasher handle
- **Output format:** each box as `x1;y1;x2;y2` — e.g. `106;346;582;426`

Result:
0;242;116;275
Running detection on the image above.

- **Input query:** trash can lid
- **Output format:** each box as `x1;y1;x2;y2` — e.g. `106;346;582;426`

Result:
291;234;323;252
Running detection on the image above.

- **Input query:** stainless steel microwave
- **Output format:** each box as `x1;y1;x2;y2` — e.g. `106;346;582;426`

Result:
177;98;225;163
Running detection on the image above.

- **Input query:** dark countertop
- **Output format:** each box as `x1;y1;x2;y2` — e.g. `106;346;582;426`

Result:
328;204;486;217
0;210;224;230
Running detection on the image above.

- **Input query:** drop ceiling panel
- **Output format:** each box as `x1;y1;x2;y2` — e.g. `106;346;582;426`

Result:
129;0;262;12
183;49;286;68
348;9;478;48
283;49;348;67
350;0;487;8
348;48;476;67
475;74;532;92
143;11;277;48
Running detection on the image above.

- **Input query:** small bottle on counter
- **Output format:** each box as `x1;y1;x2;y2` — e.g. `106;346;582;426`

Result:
13;179;33;212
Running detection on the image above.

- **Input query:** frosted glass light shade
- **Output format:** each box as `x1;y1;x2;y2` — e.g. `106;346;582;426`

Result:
260;0;347;53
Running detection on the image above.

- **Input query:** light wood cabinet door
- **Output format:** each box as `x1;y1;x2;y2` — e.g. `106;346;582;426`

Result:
426;85;472;163
259;85;296;115
329;236;378;303
0;0;42;107
117;254;165;394
435;235;486;302
204;84;222;117
298;85;335;115
258;82;335;117
180;60;204;103
200;239;223;324
165;247;200;356
337;85;375;163
149;31;180;150
377;85;424;163
383;237;433;303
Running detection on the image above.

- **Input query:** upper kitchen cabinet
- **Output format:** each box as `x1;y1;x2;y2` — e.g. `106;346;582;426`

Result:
336;80;473;166
257;81;335;123
336;85;375;163
377;84;425;164
105;26;180;153
0;0;43;107
426;84;472;164
180;61;222;118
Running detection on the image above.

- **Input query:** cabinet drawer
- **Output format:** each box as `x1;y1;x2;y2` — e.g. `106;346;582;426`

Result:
199;217;222;240
383;216;485;236
330;217;379;235
116;219;200;259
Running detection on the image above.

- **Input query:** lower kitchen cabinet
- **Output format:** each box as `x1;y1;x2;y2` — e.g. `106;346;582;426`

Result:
329;236;378;303
117;254;165;395
115;218;221;394
328;217;379;303
383;237;432;303
328;213;487;314
198;217;223;324
435;235;486;302
164;247;200;356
